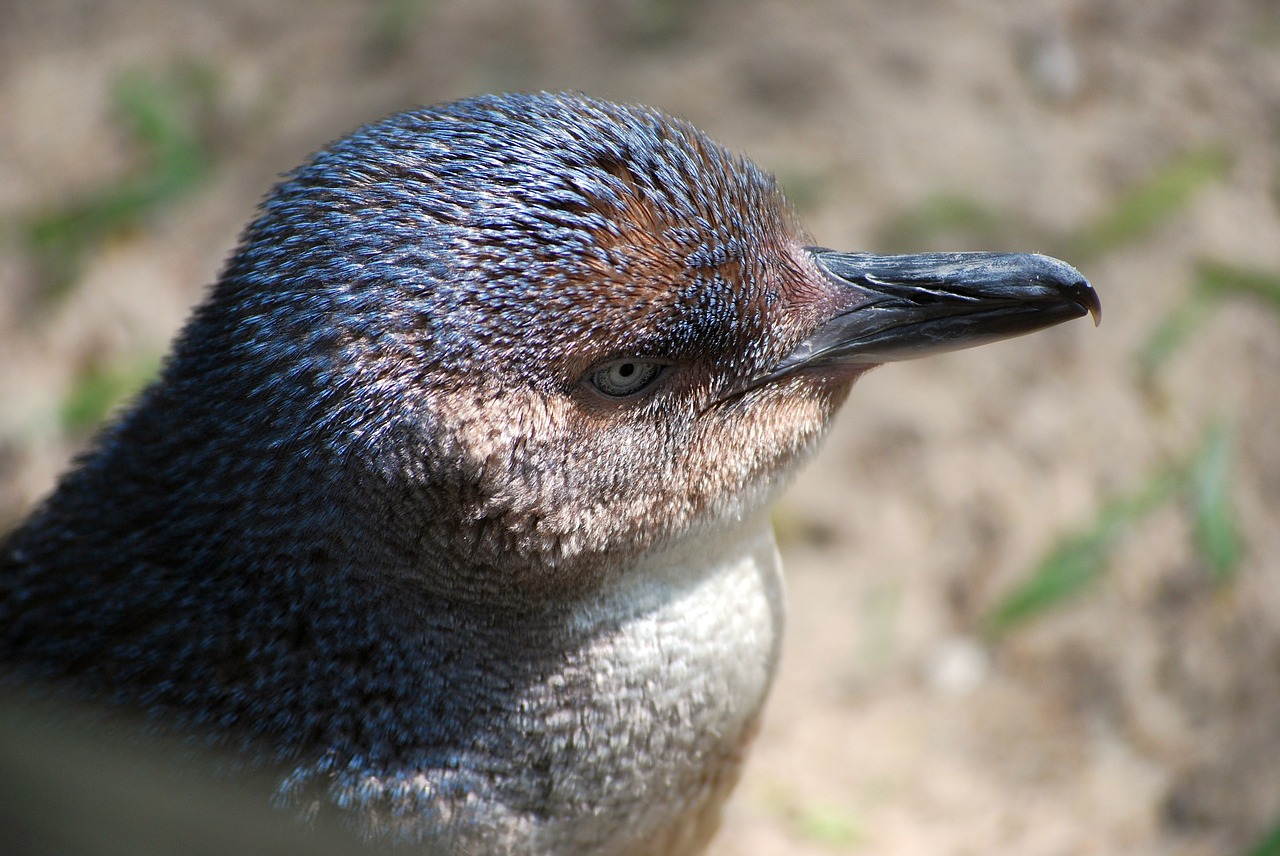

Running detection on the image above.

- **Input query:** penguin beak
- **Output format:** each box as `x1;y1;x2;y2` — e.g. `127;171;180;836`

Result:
768;250;1100;378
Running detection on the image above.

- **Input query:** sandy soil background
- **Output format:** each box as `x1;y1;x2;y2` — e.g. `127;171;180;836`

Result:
2;1;1279;854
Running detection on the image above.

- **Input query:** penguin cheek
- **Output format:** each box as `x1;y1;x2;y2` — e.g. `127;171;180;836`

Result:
686;376;853;502
544;416;688;543
423;383;672;558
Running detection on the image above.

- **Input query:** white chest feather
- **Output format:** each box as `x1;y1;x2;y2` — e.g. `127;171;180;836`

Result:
283;518;785;855
530;516;786;854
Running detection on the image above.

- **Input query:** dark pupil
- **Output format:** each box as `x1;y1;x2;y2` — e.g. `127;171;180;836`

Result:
617;363;636;377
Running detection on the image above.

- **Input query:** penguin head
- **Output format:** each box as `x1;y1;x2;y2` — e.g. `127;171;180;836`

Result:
154;92;1094;605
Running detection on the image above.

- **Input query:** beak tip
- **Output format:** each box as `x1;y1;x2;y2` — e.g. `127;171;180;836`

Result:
1070;277;1102;327
1035;254;1099;327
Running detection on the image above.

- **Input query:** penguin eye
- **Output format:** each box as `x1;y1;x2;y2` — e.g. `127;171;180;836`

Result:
589;359;666;398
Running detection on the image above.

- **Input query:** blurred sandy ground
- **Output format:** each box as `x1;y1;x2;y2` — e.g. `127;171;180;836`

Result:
2;1;1279;853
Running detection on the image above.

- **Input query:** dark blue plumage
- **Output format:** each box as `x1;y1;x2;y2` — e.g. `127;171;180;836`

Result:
0;92;1097;854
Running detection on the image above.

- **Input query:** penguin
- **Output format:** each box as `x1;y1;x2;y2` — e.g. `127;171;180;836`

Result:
0;92;1098;855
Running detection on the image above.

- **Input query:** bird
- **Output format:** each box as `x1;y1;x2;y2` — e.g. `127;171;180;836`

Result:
0;92;1099;855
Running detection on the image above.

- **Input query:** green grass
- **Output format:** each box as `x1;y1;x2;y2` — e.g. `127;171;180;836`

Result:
790;802;864;848
1191;418;1242;583
1248;819;1280;856
982;460;1186;637
363;0;435;63
1064;146;1232;262
1139;261;1280;378
58;354;163;436
758;783;866;849
982;417;1242;637
876;145;1232;260
876;193;1013;252
20;63;219;304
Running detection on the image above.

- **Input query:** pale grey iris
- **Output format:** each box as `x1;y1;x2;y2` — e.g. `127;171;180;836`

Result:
591;359;664;397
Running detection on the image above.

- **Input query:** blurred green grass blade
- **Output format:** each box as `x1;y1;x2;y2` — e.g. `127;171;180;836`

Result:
876;194;1009;252
1136;290;1217;378
114;67;209;164
1068;146;1231;261
983;532;1110;637
984;464;1188;637
59;355;161;435
774;167;833;217
364;0;433;63
874;146;1229;264
1138;260;1280;378
1191;419;1241;583
1195;260;1280;313
791;802;863;847
113;68;215;200
756;783;865;849
22;65;217;303
1248;818;1280;856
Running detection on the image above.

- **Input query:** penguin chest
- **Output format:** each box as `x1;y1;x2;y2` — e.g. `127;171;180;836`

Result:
527;521;786;854
280;522;785;855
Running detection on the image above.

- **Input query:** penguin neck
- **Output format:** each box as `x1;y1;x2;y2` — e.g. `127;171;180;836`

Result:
280;509;786;853
566;507;783;633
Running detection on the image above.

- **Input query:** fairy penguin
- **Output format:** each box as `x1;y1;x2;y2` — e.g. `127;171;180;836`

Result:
0;92;1098;854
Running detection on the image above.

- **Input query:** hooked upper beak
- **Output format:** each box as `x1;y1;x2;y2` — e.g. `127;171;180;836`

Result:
766;249;1099;379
